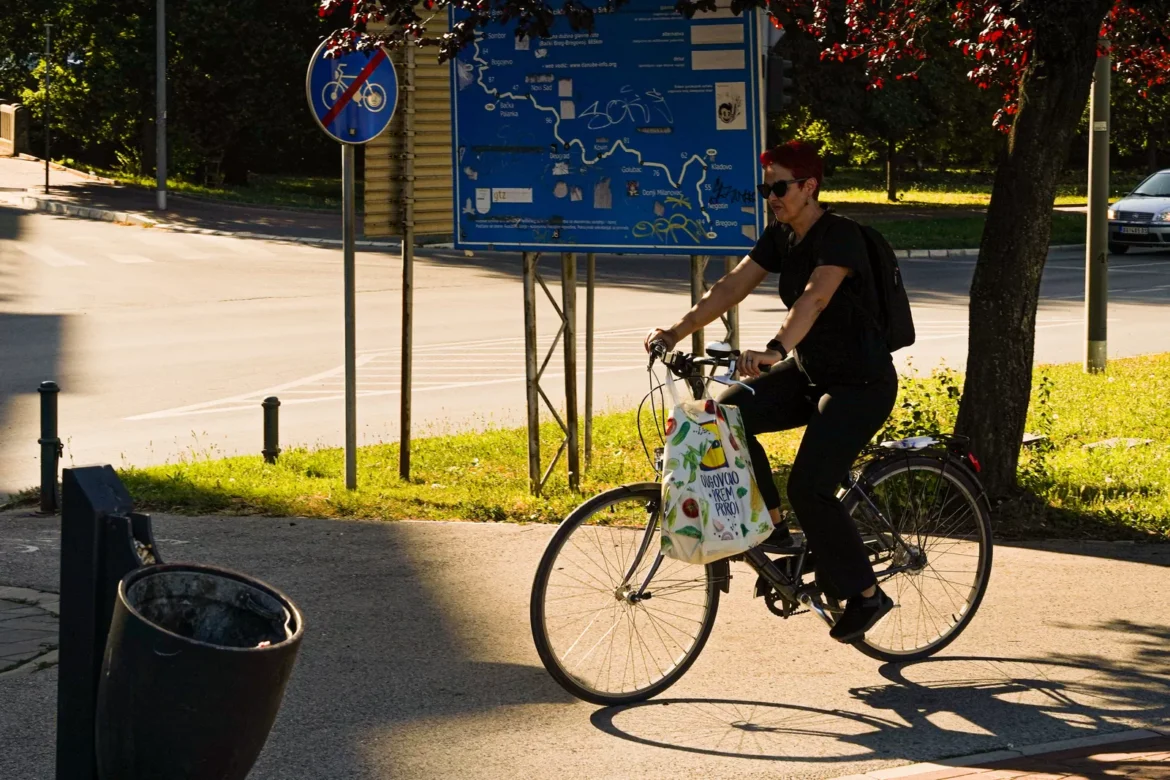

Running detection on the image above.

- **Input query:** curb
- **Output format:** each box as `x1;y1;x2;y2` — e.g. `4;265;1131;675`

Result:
1;191;1088;257
0;192;405;250
1;192;156;227
832;728;1168;779
895;243;1084;260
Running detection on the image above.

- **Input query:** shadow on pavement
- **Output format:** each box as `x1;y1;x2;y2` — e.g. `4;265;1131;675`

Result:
591;623;1170;768
0;208;69;497
141;517;579;779
418;245;1170;309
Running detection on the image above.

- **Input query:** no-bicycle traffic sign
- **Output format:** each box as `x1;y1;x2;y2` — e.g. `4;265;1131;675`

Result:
306;40;399;145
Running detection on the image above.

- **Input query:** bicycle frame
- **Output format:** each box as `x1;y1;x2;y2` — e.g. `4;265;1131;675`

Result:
626;347;933;625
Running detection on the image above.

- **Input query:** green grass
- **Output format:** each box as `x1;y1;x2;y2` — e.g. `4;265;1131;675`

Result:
826;167;1148;206
872;212;1086;251
56;158;355;211
70;354;1169;543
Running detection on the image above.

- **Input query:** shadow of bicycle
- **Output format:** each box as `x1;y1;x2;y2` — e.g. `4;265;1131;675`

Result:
590;620;1170;766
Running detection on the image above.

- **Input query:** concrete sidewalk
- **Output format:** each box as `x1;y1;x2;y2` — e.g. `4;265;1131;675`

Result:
1;506;1167;779
0;155;371;243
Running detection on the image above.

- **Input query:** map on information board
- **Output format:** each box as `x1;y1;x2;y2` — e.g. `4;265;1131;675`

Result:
450;0;765;254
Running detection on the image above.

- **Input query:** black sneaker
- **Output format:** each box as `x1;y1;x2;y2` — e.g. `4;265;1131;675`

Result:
759;524;796;552
828;587;894;643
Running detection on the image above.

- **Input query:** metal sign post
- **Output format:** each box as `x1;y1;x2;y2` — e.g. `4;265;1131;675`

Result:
307;41;399;490
399;43;416;480
584;252;595;471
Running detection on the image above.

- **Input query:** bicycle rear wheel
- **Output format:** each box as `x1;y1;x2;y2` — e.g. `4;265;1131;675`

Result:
841;454;993;662
530;483;722;705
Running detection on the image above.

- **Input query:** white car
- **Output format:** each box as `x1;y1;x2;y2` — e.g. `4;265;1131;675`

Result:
1108;169;1170;254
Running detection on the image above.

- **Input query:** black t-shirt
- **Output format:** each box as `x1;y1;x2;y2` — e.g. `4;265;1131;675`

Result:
749;211;891;386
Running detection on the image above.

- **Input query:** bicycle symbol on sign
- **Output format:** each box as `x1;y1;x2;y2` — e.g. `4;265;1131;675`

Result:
322;63;389;113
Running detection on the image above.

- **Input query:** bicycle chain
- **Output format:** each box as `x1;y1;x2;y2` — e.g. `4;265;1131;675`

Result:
764;590;808;618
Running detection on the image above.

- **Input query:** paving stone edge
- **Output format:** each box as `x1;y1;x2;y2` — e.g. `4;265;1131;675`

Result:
832;727;1169;779
0;586;61;679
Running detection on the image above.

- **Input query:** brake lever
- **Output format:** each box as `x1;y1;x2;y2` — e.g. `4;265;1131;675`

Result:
709;356;756;395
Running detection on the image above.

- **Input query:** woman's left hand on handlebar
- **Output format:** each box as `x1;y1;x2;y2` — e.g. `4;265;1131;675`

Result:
736;349;782;379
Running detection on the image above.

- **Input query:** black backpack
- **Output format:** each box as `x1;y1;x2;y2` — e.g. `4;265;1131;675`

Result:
855;222;916;352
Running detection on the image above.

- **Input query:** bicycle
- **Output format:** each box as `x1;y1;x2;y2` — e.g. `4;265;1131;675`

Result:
321;64;389;112
530;342;994;705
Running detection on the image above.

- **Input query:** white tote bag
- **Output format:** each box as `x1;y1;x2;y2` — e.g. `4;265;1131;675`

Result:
659;373;772;565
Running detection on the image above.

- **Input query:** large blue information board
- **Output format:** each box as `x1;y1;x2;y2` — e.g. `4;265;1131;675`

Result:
450;0;765;254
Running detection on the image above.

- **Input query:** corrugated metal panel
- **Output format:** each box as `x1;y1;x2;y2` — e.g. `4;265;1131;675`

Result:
365;16;453;238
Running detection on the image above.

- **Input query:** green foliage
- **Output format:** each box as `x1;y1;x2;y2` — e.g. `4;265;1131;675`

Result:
877;364;963;443
2;0;334;182
773;13;1006;182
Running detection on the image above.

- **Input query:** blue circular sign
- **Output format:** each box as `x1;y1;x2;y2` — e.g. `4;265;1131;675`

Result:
306;40;398;145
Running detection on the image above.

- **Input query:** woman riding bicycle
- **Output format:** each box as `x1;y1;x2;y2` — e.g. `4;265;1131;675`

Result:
646;141;898;644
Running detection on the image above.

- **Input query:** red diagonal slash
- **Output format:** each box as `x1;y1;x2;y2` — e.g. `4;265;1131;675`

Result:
320;49;388;129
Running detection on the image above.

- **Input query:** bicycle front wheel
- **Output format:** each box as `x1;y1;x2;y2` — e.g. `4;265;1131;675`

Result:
842;454;993;662
530;483;722;705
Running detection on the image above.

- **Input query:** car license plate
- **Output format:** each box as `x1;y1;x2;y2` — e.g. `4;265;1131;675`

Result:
1121;226;1149;235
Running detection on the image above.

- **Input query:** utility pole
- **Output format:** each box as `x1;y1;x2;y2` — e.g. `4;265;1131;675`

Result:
1085;42;1110;374
44;23;52;193
156;0;167;211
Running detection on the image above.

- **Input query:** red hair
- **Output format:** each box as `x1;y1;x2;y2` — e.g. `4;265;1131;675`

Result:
760;141;824;199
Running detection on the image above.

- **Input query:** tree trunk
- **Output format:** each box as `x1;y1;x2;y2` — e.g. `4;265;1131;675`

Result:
886;138;897;202
954;0;1113;499
1148;136;1159;174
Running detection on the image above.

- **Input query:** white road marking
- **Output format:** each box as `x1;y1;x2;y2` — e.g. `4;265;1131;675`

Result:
108;253;154;265
125;316;1099;422
17;242;86;266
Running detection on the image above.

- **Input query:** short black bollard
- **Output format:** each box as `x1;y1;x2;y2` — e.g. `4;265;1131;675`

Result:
37;380;62;514
262;396;280;463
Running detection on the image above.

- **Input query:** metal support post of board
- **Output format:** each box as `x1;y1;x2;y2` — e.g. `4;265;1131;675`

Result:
399;43;417;480
723;255;739;350
690;256;707;355
562;253;580;492
584;252;595;471
1086;43;1110;374
523;253;541;494
342;144;358;490
521;253;581;496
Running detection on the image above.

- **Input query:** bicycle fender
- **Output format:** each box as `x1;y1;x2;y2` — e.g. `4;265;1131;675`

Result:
710;559;731;593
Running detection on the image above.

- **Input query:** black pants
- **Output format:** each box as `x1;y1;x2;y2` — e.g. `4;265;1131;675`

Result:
718;359;898;598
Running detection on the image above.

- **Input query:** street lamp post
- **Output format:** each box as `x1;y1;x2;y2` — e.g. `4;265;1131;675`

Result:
1085;43;1110;374
156;0;167;211
44;23;52;193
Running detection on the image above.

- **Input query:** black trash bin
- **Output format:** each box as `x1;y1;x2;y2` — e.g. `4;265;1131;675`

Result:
95;563;305;780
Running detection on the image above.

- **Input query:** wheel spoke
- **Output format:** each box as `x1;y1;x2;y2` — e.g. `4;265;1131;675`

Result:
535;488;716;702
848;459;990;658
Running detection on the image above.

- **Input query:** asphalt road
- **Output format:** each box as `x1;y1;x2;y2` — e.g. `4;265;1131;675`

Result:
2;207;1170;495
0;509;1167;779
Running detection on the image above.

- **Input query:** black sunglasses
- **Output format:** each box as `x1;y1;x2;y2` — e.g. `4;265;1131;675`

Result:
756;178;810;199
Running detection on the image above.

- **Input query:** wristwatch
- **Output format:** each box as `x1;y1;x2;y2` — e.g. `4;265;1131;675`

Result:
766;338;789;361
